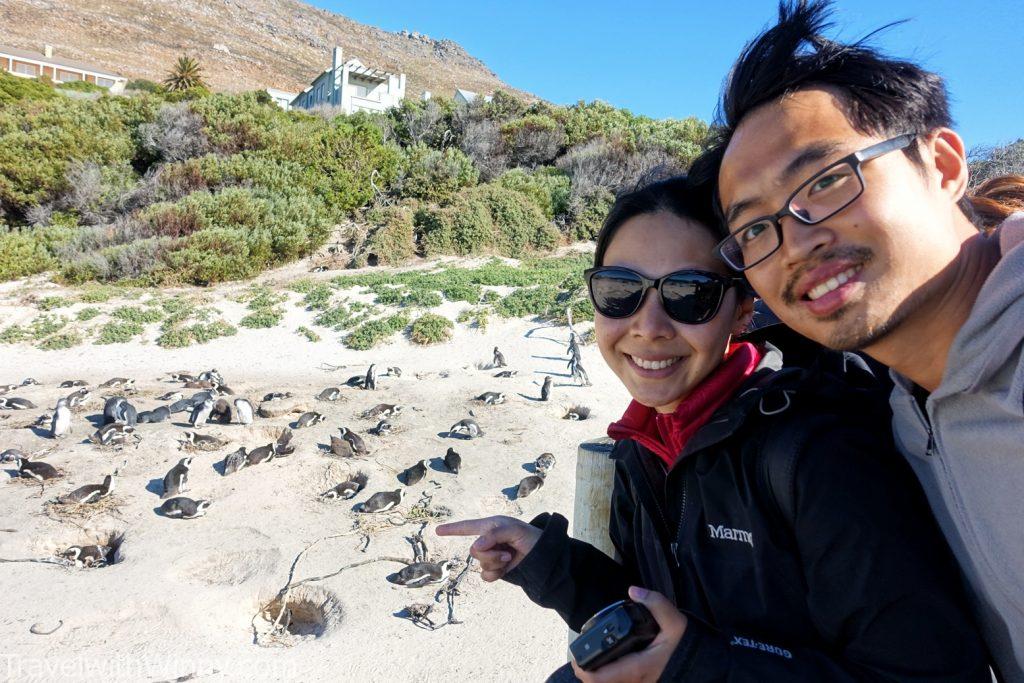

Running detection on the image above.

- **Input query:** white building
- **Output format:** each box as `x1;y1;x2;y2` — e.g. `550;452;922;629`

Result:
454;88;492;105
291;47;405;114
264;87;298;111
0;44;127;93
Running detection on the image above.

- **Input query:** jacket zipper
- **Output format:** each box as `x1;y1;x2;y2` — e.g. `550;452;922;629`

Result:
670;478;687;568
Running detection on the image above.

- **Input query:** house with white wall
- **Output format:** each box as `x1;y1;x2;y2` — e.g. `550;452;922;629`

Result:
290;47;405;114
264;87;298;111
0;44;127;93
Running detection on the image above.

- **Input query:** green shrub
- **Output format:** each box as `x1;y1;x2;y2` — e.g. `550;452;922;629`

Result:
399;142;478;202
497;168;571;219
457;306;491;331
364;204;416;266
111;305;164;323
296;325;321;342
95;320;144;344
239;308;284;328
568;188;615;241
0;325;29;344
402;288;442;308
495;286;560;319
344;312;410;350
0;71;56;104
37;295;72;311
126;79;163;93
410;313;453;344
441;282;482;303
57;80;106;94
38;330;82;350
78;284;120;303
76;306;101;321
157;319;236;347
471;184;557;257
0;224;78;282
29;314;67;339
415;198;494;257
301;283;334;310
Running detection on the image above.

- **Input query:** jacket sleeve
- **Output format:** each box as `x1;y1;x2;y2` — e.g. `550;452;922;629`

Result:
658;416;991;682
503;458;639;632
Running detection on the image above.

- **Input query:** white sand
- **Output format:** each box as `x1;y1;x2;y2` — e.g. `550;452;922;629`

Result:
0;270;631;682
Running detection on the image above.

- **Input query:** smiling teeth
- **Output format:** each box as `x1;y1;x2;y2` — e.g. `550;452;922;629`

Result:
630;356;680;370
807;267;859;301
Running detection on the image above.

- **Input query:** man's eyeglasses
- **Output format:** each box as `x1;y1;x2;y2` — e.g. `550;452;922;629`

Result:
585;266;745;325
716;133;917;271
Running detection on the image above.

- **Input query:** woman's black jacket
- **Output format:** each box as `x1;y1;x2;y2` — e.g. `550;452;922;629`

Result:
503;348;990;681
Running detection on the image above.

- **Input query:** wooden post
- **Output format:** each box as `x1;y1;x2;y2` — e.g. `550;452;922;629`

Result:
569;437;617;646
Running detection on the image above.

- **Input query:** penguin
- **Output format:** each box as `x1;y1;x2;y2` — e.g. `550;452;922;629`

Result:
65;387;91;409
180;432;227;451
344;375;366;389
402;459;429;487
246;443;275;465
234;398;255;425
317;387;342;402
565;406;591;421
263;391;293;402
102;396;137;426
223;447;248;475
448;418;483;438
540;375;553;402
364;364;378;391
20;377;39;386
493;347;507;368
156;390;183;402
493;370;518;379
0;447;26;462
517;473;546;499
534;452;556;474
329;433;355;458
443;447;462;475
386;366;403;378
90;423;135;446
184;380;218;390
320;472;368;500
189;391;217;406
62;544;112;568
361;403;402;419
358;488;404;513
295;411;326;428
389;560;452;588
0;384;17;394
209;398;233;424
475;392;506;405
369;419;393;436
58;474;114;504
159;497;212;519
216;384;236;396
162;457;192;498
168;398;193;414
169;372;197;383
50;398;71;438
338;427;368;455
98;377;134;390
137;406;171;424
59;379;87;388
1;397;37;410
198;369;224;384
275;427;295;456
14;457;60;481
189;398;214;429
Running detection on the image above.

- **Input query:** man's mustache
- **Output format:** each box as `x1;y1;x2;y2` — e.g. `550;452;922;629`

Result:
781;246;874;305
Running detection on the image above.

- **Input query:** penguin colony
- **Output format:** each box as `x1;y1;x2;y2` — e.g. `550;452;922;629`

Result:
1;340;592;602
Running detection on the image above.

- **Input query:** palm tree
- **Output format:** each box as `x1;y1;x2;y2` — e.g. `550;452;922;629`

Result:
163;55;207;92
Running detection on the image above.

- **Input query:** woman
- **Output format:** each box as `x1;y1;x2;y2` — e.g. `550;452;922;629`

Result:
437;177;989;681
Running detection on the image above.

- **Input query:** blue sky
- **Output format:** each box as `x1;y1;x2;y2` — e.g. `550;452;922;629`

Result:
316;0;1022;149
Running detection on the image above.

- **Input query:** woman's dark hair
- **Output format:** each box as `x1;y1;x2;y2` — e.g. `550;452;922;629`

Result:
593;175;722;267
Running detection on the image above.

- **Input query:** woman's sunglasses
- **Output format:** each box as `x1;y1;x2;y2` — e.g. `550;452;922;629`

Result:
584;267;745;325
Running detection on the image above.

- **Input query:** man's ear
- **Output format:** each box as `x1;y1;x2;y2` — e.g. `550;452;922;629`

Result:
732;294;756;336
926;128;969;203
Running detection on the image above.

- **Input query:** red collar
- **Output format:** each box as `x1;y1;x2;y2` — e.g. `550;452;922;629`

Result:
607;342;764;467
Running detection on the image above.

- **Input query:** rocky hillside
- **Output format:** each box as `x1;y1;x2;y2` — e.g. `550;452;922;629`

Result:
0;0;529;99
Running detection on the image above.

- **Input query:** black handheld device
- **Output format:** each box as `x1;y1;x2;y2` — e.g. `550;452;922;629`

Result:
569;599;660;672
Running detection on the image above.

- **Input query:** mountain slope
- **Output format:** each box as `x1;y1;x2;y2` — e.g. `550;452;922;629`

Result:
0;0;529;100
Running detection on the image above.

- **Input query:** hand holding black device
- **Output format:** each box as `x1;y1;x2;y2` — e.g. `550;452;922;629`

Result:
570;599;661;672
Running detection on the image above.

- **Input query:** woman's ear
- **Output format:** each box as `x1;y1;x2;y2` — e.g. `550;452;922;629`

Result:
732;295;755;336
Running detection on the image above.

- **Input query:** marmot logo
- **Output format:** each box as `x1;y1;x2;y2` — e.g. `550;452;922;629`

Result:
708;524;753;547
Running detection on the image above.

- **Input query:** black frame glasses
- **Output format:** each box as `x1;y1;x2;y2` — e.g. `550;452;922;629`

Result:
716;133;917;271
585;266;745;325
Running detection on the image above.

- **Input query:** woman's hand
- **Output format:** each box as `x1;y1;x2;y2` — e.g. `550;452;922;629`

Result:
435;515;542;581
572;586;688;683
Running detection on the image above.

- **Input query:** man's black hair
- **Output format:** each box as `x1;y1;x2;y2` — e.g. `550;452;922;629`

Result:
690;0;953;214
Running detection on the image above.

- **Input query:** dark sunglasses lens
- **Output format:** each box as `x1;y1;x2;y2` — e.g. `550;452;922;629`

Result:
589;270;645;318
661;274;723;323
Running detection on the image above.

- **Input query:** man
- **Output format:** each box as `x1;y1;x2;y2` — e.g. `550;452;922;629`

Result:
689;1;1024;679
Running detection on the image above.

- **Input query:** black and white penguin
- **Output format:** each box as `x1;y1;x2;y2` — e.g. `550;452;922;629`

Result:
369;419;393;436
14;456;60;481
448;418;483;438
90;423;135;446
50;398;71;438
389;560;452;588
158;497;212;519
540;376;553;402
262;391;293;402
189;398;214;429
534;452;556;474
493;347;507;368
517;473;546;499
493;370;518;379
364;364;377;391
59;379;87;388
0;447;26;462
137;405;171;424
386;366;402;378
58;474;114;504
329;433;355;458
361;403;402;419
223;447;248;475
359;488;404;513
344;375;366;389
102;396;137;426
180;432;227;451
339;427;368;455
317;387;342;401
443;447;462;475
168;371;196;383
98;377;134;390
157;390;184;402
162;457;192;498
402;459;429;486
295;411;325;428
198;369;224;384
475;392;506;405
184;379;219;390
62;544;112;568
564;406;591;421
234;398;255;425
246;443;275;465
65;387;91;409
209;398;233;424
20;377;38;386
1;397;37;410
275;427;295;456
168;398;193;414
320;472;368;500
